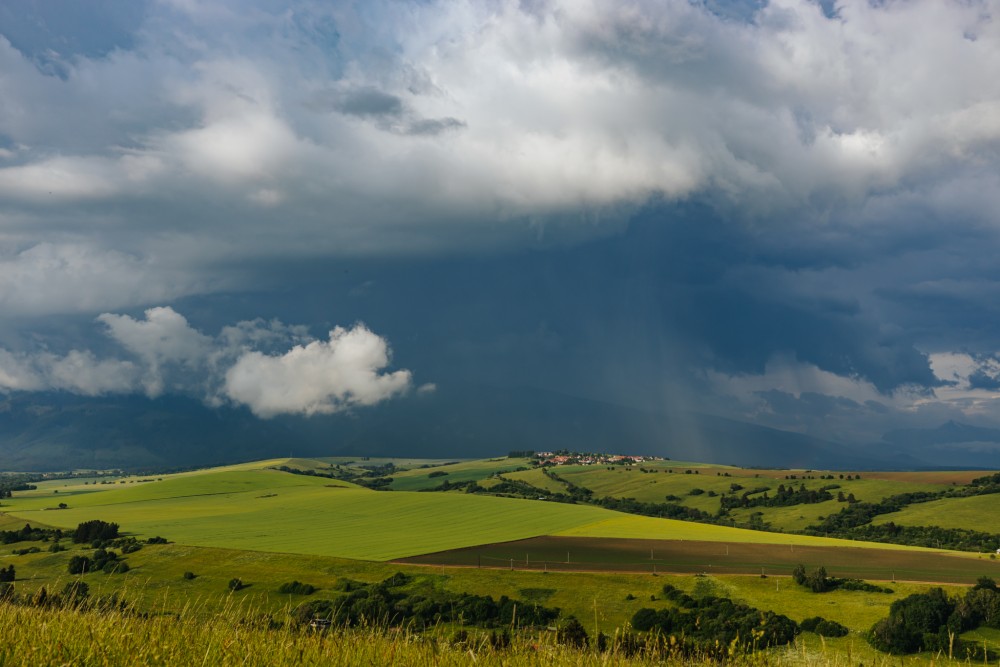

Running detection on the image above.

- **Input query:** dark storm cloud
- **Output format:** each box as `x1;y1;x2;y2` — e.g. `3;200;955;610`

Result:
330;87;404;117
1;0;1000;445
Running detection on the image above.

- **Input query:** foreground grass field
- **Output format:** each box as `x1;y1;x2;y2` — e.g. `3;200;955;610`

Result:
2;538;990;665
4;454;1000;666
2;601;963;667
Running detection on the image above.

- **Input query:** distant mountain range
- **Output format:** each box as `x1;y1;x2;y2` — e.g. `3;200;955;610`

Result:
0;388;995;471
879;421;1000;468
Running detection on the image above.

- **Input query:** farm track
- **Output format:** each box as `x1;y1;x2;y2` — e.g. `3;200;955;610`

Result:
395;535;1000;584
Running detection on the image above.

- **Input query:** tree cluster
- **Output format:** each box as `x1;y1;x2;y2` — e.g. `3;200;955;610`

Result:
291;573;559;631
0;524;62;545
72;520;120;544
631;584;798;655
67;548;130;575
791;565;893;594
720;483;834;510
868;580;1000;659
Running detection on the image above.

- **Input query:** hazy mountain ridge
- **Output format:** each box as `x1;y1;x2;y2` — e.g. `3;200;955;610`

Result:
0;388;977;471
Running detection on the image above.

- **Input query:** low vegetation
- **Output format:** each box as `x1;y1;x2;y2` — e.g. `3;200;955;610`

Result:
2;457;1000;664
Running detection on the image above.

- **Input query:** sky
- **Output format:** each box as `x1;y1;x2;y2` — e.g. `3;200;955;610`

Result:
1;0;1000;454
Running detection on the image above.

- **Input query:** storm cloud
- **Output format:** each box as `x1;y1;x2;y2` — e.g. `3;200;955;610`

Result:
2;1;1000;450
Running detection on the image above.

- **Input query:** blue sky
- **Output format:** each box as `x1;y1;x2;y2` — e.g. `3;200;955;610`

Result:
1;0;1000;455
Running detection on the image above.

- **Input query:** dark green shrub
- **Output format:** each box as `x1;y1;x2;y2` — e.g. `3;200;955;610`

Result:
557;617;589;648
815;619;849;637
61;580;89;603
278;581;317;595
67;555;92;575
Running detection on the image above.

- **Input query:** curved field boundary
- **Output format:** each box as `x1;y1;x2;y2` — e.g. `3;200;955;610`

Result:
395;536;1000;584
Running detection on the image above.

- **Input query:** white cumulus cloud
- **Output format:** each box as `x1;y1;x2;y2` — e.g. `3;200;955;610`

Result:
225;325;413;417
0;307;416;417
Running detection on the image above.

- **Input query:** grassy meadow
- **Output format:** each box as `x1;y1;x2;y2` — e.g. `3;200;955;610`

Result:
871;493;1000;534
0;535;985;663
3;455;1000;665
2;460;954;563
544;463;983;533
2;600;965;667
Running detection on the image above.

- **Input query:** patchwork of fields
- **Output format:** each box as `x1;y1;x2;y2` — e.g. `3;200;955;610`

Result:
0;458;961;562
3;455;1000;664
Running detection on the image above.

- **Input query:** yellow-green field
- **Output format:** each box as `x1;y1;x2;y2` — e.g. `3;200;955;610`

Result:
387;458;534;491
3;456;1000;666
0;460;949;563
543;464;999;535
871;493;1000;534
0;538;971;646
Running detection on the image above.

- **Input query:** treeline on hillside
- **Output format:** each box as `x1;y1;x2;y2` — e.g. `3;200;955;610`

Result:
291;572;560;632
868;577;1000;658
0;524;63;545
0;474;43;499
805;486;1000;551
275;464;395;490
629;583;848;658
719;483;835;510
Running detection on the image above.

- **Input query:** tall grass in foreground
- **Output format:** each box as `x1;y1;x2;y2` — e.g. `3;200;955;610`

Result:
0;600;983;667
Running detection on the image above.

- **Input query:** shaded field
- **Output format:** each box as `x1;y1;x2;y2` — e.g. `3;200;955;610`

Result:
397;536;1000;584
387;458;533;491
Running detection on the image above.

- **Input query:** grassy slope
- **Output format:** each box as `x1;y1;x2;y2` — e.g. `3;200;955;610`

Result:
0;539;968;648
553;465;975;532
555;516;938;551
2;461;946;562
502;468;570;494
0;598;948;667
871;494;1000;534
387;458;534;491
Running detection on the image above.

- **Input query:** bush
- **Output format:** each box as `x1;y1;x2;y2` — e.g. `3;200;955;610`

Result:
103;560;129;574
67;555;92;575
801;616;849;637
182;571;196;580
229;578;246;592
278;581;317;595
61;580;89;603
557;618;589;648
815;619;849;637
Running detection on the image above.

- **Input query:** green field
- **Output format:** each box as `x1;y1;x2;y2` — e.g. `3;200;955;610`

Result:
3;456;1000;665
3;482;613;561
0;460;950;563
387;458;533;491
550;465;967;530
872;493;1000;534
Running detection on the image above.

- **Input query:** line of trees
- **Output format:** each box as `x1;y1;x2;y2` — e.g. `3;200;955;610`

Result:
630;583;799;656
291;573;560;631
